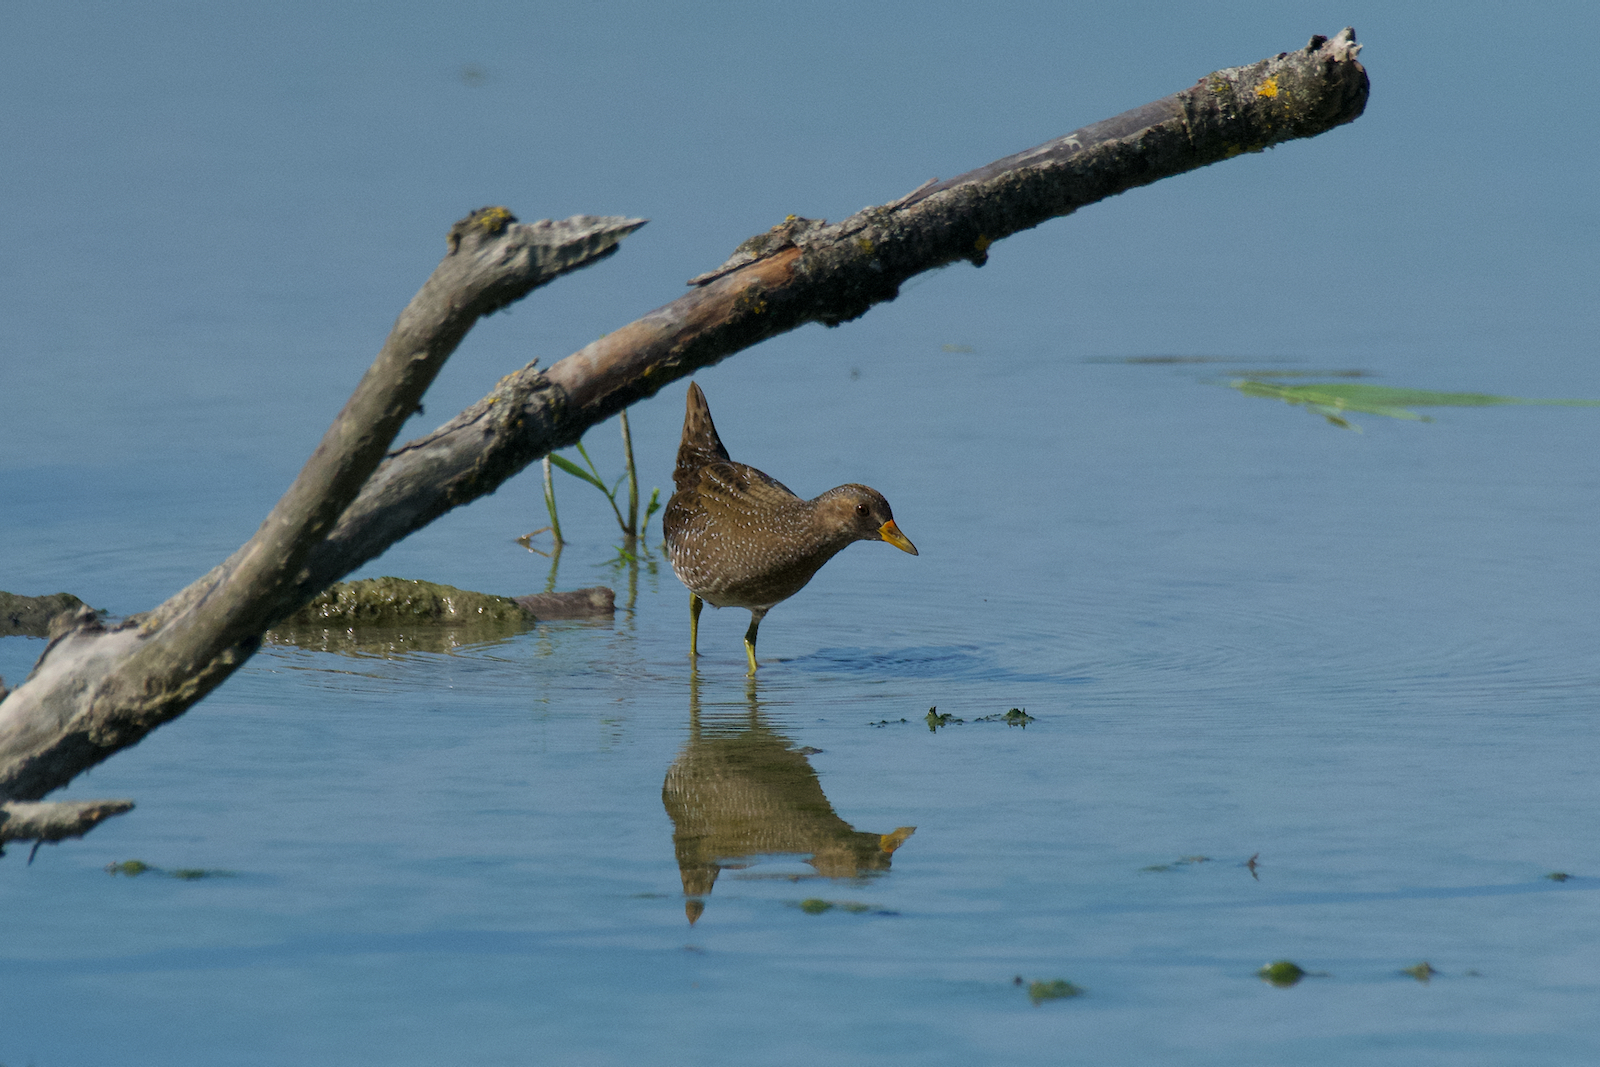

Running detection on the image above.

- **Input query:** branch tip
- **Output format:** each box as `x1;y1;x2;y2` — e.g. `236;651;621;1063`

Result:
0;799;136;847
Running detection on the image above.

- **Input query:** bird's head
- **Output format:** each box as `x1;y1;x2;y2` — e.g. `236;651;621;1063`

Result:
819;485;918;555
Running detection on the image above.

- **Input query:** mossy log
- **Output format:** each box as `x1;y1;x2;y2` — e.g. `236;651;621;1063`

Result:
0;30;1367;837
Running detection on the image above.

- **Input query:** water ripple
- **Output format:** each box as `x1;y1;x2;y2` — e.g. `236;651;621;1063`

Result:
787;644;1091;685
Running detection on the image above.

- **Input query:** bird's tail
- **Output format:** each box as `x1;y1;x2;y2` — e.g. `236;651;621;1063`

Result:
674;382;731;490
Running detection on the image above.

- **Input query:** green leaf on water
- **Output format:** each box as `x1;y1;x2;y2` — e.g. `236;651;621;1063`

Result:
106;859;152;877
104;859;233;880
1229;380;1600;429
1402;961;1438;983
1028;979;1084;1003
1258;960;1307;987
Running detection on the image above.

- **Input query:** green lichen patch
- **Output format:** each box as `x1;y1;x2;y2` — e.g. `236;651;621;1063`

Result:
1027;979;1084;1003
282;577;534;625
1258;960;1307;987
268;578;538;653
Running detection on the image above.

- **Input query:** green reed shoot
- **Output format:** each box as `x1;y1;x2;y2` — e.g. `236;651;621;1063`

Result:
542;456;563;546
544;410;663;544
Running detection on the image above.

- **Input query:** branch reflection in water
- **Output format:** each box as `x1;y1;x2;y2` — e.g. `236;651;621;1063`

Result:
662;672;915;924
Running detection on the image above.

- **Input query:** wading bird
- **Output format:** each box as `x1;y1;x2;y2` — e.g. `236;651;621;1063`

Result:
663;382;918;674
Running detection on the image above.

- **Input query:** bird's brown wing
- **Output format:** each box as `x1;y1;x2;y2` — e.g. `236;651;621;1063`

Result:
696;461;801;517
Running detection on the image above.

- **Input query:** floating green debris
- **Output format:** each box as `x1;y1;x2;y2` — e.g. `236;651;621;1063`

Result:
1229;379;1600;429
970;707;1035;727
1028;979;1084;1003
1141;855;1212;873
1090;355;1242;365
924;706;1036;730
104;859;232;880
105;859;152;877
1402;961;1439;983
792;898;876;915
1547;871;1573;882
793;902;883;921
1258;960;1307;987
868;718;910;728
966;710;1030;726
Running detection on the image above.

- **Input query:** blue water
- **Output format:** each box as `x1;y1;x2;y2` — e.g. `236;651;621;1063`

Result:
5;3;1600;1064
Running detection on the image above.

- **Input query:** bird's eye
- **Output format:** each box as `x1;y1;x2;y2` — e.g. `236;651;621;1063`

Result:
855;503;870;517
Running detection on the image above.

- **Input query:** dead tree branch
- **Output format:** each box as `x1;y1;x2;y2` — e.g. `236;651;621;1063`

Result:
280;29;1366;611
0;799;135;849
0;212;643;807
0;30;1366;831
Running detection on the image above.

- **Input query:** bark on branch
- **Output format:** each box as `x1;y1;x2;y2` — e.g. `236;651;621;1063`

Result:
0;30;1366;824
0;799;135;848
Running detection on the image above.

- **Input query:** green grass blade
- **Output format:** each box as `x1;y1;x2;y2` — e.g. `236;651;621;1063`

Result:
549;452;608;491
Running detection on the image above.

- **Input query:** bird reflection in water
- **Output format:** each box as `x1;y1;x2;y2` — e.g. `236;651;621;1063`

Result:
663;673;916;924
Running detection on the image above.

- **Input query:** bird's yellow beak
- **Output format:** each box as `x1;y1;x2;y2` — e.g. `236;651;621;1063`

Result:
878;519;918;555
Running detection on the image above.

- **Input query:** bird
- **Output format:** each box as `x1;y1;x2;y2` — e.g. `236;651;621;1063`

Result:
663;381;918;675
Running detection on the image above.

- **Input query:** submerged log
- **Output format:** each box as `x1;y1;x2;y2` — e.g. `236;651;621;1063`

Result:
512;587;616;619
0;31;1367;833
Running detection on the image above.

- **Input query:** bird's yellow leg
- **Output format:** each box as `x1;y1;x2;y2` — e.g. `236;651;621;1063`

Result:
743;608;767;676
689;594;703;658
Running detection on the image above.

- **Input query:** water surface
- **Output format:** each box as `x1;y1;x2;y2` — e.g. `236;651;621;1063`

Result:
4;3;1600;1064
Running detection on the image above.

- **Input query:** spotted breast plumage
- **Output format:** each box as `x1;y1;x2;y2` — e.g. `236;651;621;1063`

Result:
662;381;918;674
